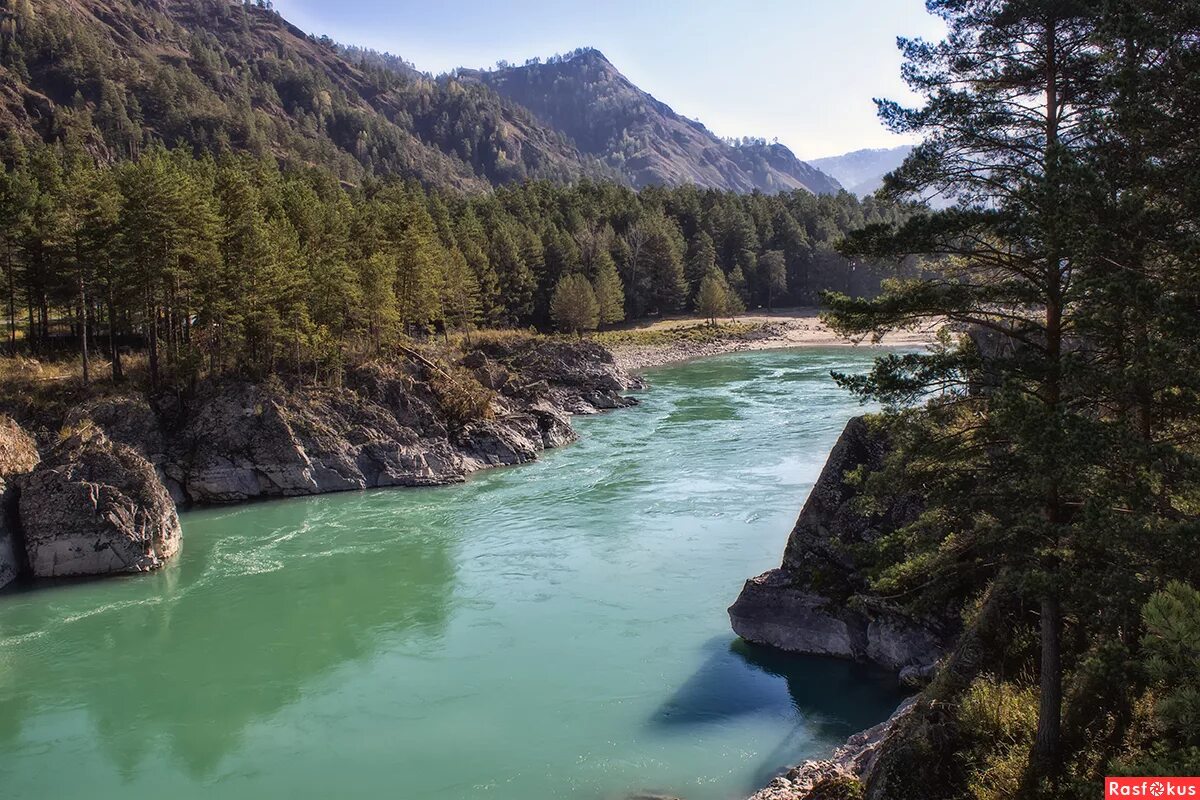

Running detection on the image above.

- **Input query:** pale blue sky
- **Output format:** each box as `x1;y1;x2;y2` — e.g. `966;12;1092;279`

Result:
270;0;944;160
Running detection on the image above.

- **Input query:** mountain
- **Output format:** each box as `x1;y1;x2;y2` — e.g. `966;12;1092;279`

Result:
809;145;913;197
0;0;613;189
461;49;842;195
0;2;839;195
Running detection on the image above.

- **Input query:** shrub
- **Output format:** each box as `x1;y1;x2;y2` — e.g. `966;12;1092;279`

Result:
957;677;1038;800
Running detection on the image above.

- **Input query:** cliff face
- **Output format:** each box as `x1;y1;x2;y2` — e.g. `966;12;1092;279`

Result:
0;339;638;585
728;416;946;676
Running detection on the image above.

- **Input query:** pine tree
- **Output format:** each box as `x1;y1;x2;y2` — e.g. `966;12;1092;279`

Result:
62;157;121;385
825;1;1141;779
0;134;33;355
214;160;284;373
684;231;717;308
441;246;480;339
638;214;686;315
549;272;598;336
591;250;624;327
488;222;534;326
391;200;445;334
760;250;787;311
727;263;748;311
696;268;731;324
357;251;399;350
455;206;501;326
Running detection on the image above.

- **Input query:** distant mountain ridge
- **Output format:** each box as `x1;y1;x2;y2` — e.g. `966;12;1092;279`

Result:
810;146;913;197
460;49;842;195
0;4;840;195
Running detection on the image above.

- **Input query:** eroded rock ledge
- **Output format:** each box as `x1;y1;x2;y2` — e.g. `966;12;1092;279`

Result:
0;338;638;584
729;416;946;677
0;417;40;589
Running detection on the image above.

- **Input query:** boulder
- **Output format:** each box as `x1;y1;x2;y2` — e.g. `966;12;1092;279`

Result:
0;416;39;589
472;337;642;413
64;396;166;463
19;428;181;577
457;414;544;470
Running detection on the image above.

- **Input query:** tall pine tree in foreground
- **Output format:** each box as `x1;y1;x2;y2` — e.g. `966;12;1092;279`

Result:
824;0;1200;792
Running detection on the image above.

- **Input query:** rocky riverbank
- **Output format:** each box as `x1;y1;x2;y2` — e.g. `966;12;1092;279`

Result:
0;337;640;588
747;697;917;800
730;415;952;800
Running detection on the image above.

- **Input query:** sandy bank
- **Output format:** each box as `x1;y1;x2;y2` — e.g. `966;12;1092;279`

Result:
605;309;939;372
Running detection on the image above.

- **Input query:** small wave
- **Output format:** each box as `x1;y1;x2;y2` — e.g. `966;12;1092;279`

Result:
61;597;162;624
0;629;47;647
217;550;285;576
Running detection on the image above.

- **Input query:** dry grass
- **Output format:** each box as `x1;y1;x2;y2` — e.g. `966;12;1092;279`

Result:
0;414;39;476
0;353;151;430
446;327;550;352
591;321;763;348
957;676;1038;800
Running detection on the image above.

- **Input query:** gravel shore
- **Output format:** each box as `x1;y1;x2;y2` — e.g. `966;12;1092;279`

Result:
607;312;937;373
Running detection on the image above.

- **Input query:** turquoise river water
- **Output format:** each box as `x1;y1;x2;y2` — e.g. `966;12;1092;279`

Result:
0;349;907;800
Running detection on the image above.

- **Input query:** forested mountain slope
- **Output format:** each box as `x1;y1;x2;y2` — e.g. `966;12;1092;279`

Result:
0;2;840;195
462;49;842;195
0;0;611;188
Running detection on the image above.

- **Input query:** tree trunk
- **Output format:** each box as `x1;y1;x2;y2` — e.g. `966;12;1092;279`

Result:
26;301;35;356
148;301;160;389
78;274;89;387
108;291;123;382
5;250;15;355
1031;15;1064;777
1033;594;1062;767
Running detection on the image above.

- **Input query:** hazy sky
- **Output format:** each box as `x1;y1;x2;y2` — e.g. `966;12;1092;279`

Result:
269;0;945;160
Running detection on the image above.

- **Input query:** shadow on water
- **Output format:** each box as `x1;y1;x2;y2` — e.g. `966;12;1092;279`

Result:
648;637;909;792
0;490;459;781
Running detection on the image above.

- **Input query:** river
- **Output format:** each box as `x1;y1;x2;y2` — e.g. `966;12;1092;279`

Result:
0;348;906;800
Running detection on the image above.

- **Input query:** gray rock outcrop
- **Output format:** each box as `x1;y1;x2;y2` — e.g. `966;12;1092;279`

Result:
169;380;468;504
66;339;637;506
469;338;642;414
728;416;945;674
0;416;40;589
164;341;634;504
729;572;941;672
1;339;634;587
747;697;917;800
19;429;181;577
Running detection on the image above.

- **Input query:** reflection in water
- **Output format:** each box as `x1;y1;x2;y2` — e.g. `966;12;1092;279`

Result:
651;638;902;737
0;348;909;800
0;492;457;780
649;638;906;791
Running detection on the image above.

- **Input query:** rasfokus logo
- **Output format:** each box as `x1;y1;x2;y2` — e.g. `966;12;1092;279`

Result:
1106;778;1200;798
